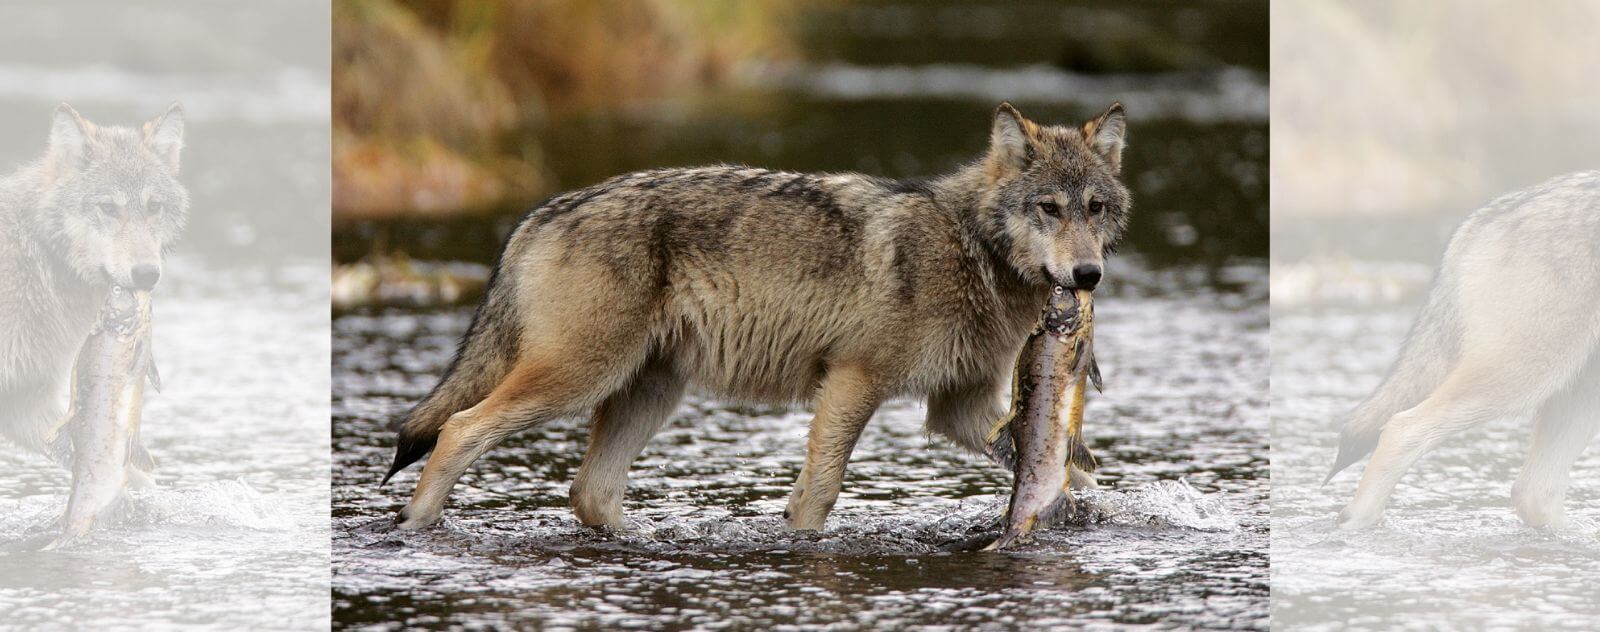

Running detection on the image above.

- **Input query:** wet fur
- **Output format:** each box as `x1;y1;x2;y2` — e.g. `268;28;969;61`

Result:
387;103;1130;532
1330;171;1600;528
0;103;186;462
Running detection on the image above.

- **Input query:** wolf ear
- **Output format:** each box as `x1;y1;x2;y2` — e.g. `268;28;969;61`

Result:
143;102;185;173
1082;102;1126;174
49;103;93;170
989;102;1034;174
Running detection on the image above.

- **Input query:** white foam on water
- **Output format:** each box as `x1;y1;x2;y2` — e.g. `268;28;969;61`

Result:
0;479;294;545
1078;478;1240;532
129;479;296;531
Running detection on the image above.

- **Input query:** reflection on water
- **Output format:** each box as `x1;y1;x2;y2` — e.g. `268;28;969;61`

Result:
1272;286;1600;630
0;265;331;629
336;98;1267;276
332;1;1267;627
333;266;1269;629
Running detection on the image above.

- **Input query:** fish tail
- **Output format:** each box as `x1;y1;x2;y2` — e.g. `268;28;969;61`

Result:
983;514;1038;551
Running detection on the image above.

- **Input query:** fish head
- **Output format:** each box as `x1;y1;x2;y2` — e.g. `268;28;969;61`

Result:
1040;286;1093;336
982;103;1130;292
101;284;150;336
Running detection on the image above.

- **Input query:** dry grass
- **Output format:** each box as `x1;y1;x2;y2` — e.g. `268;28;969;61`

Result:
333;0;806;220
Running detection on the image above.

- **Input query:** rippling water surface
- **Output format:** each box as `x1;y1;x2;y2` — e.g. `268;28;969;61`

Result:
331;2;1267;627
0;265;332;630
332;265;1269;629
1271;270;1600;630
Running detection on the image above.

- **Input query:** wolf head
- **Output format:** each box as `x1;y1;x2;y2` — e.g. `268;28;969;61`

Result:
38;103;189;291
980;102;1129;290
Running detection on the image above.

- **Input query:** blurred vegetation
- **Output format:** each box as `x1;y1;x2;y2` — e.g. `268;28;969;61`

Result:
333;1;1269;306
333;0;804;222
1273;0;1600;221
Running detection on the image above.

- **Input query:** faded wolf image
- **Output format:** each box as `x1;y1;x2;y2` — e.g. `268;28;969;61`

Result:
382;102;1129;533
1328;171;1600;529
0;103;186;481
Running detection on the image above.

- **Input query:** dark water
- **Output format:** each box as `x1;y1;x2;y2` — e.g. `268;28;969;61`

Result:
1271;274;1600;630
336;99;1266;274
332;262;1268;629
0;262;332;630
0;2;330;627
333;2;1267;628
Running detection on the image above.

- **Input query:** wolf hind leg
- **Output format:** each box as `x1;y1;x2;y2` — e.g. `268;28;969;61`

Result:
1339;347;1589;529
1512;354;1600;528
398;347;645;530
570;358;686;529
785;365;885;531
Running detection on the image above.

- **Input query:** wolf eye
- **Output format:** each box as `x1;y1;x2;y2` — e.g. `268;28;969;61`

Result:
96;202;118;217
1088;200;1105;215
1037;200;1060;217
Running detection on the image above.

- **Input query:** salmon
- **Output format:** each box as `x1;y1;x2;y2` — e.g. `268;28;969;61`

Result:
983;286;1100;550
44;285;158;550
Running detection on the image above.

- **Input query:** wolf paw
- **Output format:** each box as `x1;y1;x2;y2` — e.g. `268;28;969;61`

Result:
1513;494;1570;529
394;505;441;531
1335;505;1382;530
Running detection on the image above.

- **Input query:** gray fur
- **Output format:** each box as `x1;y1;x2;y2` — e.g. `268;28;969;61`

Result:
1333;171;1600;528
0;103;188;458
387;103;1131;532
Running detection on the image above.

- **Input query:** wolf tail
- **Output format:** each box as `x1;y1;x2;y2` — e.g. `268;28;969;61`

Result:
381;267;521;486
1326;271;1462;483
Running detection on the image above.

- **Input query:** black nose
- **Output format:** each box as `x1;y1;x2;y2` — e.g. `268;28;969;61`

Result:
131;264;161;290
1071;264;1102;290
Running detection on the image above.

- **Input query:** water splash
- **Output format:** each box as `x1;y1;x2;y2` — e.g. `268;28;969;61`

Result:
0;479;295;547
1077;479;1239;532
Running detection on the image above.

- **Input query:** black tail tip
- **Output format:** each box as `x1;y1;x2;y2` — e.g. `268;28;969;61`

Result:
1324;431;1378;485
1324;451;1359;486
380;432;436;487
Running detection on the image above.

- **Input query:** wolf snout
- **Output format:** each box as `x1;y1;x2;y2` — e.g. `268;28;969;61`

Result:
1070;264;1102;291
131;264;161;290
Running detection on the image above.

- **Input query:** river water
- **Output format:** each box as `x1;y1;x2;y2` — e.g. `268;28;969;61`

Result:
332;1;1267;628
0;1;331;628
332;260;1268;629
0;263;332;630
1271;258;1600;630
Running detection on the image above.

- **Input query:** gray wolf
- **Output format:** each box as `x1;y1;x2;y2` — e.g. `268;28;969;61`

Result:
0;103;187;466
1328;171;1600;529
384;102;1130;531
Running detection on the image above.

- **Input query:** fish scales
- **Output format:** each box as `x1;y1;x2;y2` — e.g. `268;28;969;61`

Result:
983;286;1099;550
45;285;156;549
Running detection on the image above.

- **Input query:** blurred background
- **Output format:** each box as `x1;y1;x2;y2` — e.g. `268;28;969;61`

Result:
331;0;1268;307
0;1;330;628
1272;2;1600;629
334;2;1271;629
1272;0;1600;302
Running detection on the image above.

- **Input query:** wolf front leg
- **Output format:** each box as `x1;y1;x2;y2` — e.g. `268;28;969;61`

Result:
784;365;885;531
